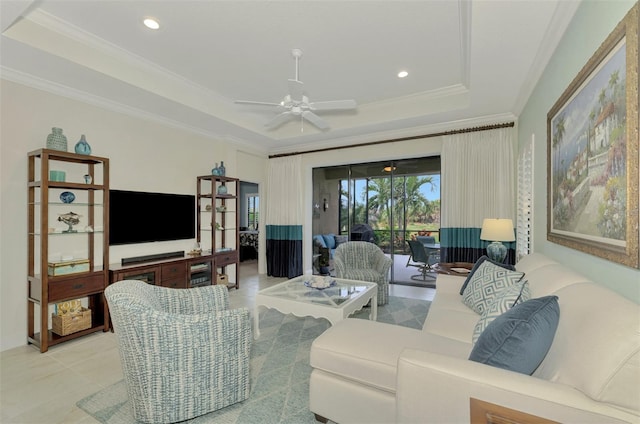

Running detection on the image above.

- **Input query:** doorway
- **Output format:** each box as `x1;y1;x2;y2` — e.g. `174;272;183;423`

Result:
312;157;441;286
239;181;259;273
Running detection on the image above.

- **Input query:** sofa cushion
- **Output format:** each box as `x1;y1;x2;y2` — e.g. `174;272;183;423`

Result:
334;235;348;247
460;255;516;295
472;280;530;345
313;235;327;248
469;296;559;375
421;275;479;343
462;261;525;314
322;234;337;249
311;318;472;393
533;283;640;411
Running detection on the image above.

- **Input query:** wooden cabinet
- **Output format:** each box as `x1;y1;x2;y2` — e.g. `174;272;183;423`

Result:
27;149;109;352
197;175;240;289
109;255;214;289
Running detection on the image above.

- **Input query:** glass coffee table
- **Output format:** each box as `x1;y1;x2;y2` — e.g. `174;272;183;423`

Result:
254;275;378;338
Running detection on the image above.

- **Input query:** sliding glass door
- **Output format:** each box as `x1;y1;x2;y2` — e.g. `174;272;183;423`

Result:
313;157;441;285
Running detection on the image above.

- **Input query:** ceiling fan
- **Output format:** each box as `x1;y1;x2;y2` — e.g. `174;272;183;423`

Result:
235;49;357;131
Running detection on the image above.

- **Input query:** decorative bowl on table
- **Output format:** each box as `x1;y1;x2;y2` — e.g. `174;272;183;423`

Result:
304;276;336;290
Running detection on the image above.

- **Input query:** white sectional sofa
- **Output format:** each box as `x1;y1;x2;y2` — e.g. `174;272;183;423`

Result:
309;253;640;423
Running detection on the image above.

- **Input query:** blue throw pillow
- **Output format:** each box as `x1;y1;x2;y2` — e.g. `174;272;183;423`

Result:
469;296;560;375
334;235;348;247
314;235;327;248
323;234;336;249
460;255;516;295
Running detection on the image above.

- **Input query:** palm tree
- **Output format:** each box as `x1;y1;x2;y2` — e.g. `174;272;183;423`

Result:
553;114;566;183
598;88;607;109
366;178;391;226
404;176;434;219
608;70;619;90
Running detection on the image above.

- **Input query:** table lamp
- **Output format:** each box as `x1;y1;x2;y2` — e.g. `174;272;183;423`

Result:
480;218;515;263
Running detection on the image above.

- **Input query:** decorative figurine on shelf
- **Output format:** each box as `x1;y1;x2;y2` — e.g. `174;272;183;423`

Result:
46;127;68;151
59;191;75;204
58;211;81;233
83;174;92;184
217;184;228;195
211;163;220;176
211;161;226;176
74;134;92;155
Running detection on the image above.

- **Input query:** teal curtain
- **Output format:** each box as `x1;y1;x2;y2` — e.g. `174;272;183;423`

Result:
440;227;516;264
266;225;302;278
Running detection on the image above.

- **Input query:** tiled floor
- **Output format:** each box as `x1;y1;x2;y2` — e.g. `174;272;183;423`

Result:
0;261;435;423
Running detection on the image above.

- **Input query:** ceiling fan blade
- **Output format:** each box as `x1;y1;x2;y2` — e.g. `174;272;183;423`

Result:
235;100;282;107
309;99;357;111
265;112;293;129
287;79;304;100
302;111;330;130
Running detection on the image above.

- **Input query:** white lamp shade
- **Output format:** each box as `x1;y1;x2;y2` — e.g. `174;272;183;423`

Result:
480;218;515;242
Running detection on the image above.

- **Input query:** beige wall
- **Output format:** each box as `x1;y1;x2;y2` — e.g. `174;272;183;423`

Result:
518;0;640;302
0;80;268;351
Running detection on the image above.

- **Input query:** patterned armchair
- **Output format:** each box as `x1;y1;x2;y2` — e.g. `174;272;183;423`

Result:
105;280;251;424
334;241;393;305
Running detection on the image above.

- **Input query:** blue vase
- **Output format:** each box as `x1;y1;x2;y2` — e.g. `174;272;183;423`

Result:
217;184;228;195
74;134;92;155
59;191;75;203
219;161;226;176
211;163;220;176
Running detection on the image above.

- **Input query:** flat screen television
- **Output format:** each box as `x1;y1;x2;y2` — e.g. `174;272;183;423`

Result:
109;189;195;245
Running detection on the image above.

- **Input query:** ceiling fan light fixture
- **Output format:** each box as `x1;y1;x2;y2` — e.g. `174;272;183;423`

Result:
143;18;160;30
235;49;357;131
398;71;409;78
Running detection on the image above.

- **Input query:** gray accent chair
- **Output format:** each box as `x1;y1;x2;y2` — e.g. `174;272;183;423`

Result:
105;280;251;424
334;241;392;305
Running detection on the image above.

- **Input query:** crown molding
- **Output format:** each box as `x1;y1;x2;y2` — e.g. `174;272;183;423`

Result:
0;67;264;153
22;9;234;106
269;112;517;156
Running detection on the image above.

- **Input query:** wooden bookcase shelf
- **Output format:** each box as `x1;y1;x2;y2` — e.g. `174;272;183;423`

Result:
197;175;240;289
27;149;110;352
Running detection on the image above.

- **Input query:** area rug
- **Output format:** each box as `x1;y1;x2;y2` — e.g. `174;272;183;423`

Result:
77;296;430;424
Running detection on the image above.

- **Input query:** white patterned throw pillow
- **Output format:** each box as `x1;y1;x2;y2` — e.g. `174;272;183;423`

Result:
472;280;531;345
462;260;525;314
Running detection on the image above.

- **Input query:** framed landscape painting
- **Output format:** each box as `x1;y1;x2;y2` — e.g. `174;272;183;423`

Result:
547;4;639;269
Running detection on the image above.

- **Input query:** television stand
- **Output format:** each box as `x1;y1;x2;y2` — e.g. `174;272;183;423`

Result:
110;253;215;289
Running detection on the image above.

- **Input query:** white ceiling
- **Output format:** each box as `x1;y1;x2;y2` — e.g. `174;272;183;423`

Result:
0;1;580;154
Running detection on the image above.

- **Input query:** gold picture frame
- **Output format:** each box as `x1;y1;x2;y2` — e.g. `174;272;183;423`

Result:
547;3;639;268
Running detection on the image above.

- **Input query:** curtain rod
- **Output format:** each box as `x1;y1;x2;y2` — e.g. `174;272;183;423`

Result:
268;121;515;159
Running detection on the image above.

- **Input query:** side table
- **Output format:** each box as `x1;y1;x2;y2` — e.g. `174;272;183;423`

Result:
436;262;474;277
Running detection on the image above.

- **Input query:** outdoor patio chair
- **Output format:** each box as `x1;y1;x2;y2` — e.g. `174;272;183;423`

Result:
407;239;439;281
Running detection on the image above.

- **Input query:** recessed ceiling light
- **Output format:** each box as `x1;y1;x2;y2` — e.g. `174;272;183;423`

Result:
398;71;409;78
143;18;160;30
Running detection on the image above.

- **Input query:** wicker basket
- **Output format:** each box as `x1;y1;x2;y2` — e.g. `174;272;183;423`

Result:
52;308;91;336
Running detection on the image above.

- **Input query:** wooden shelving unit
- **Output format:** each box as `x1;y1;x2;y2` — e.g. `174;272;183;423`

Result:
197;175;240;289
27;149;109;352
